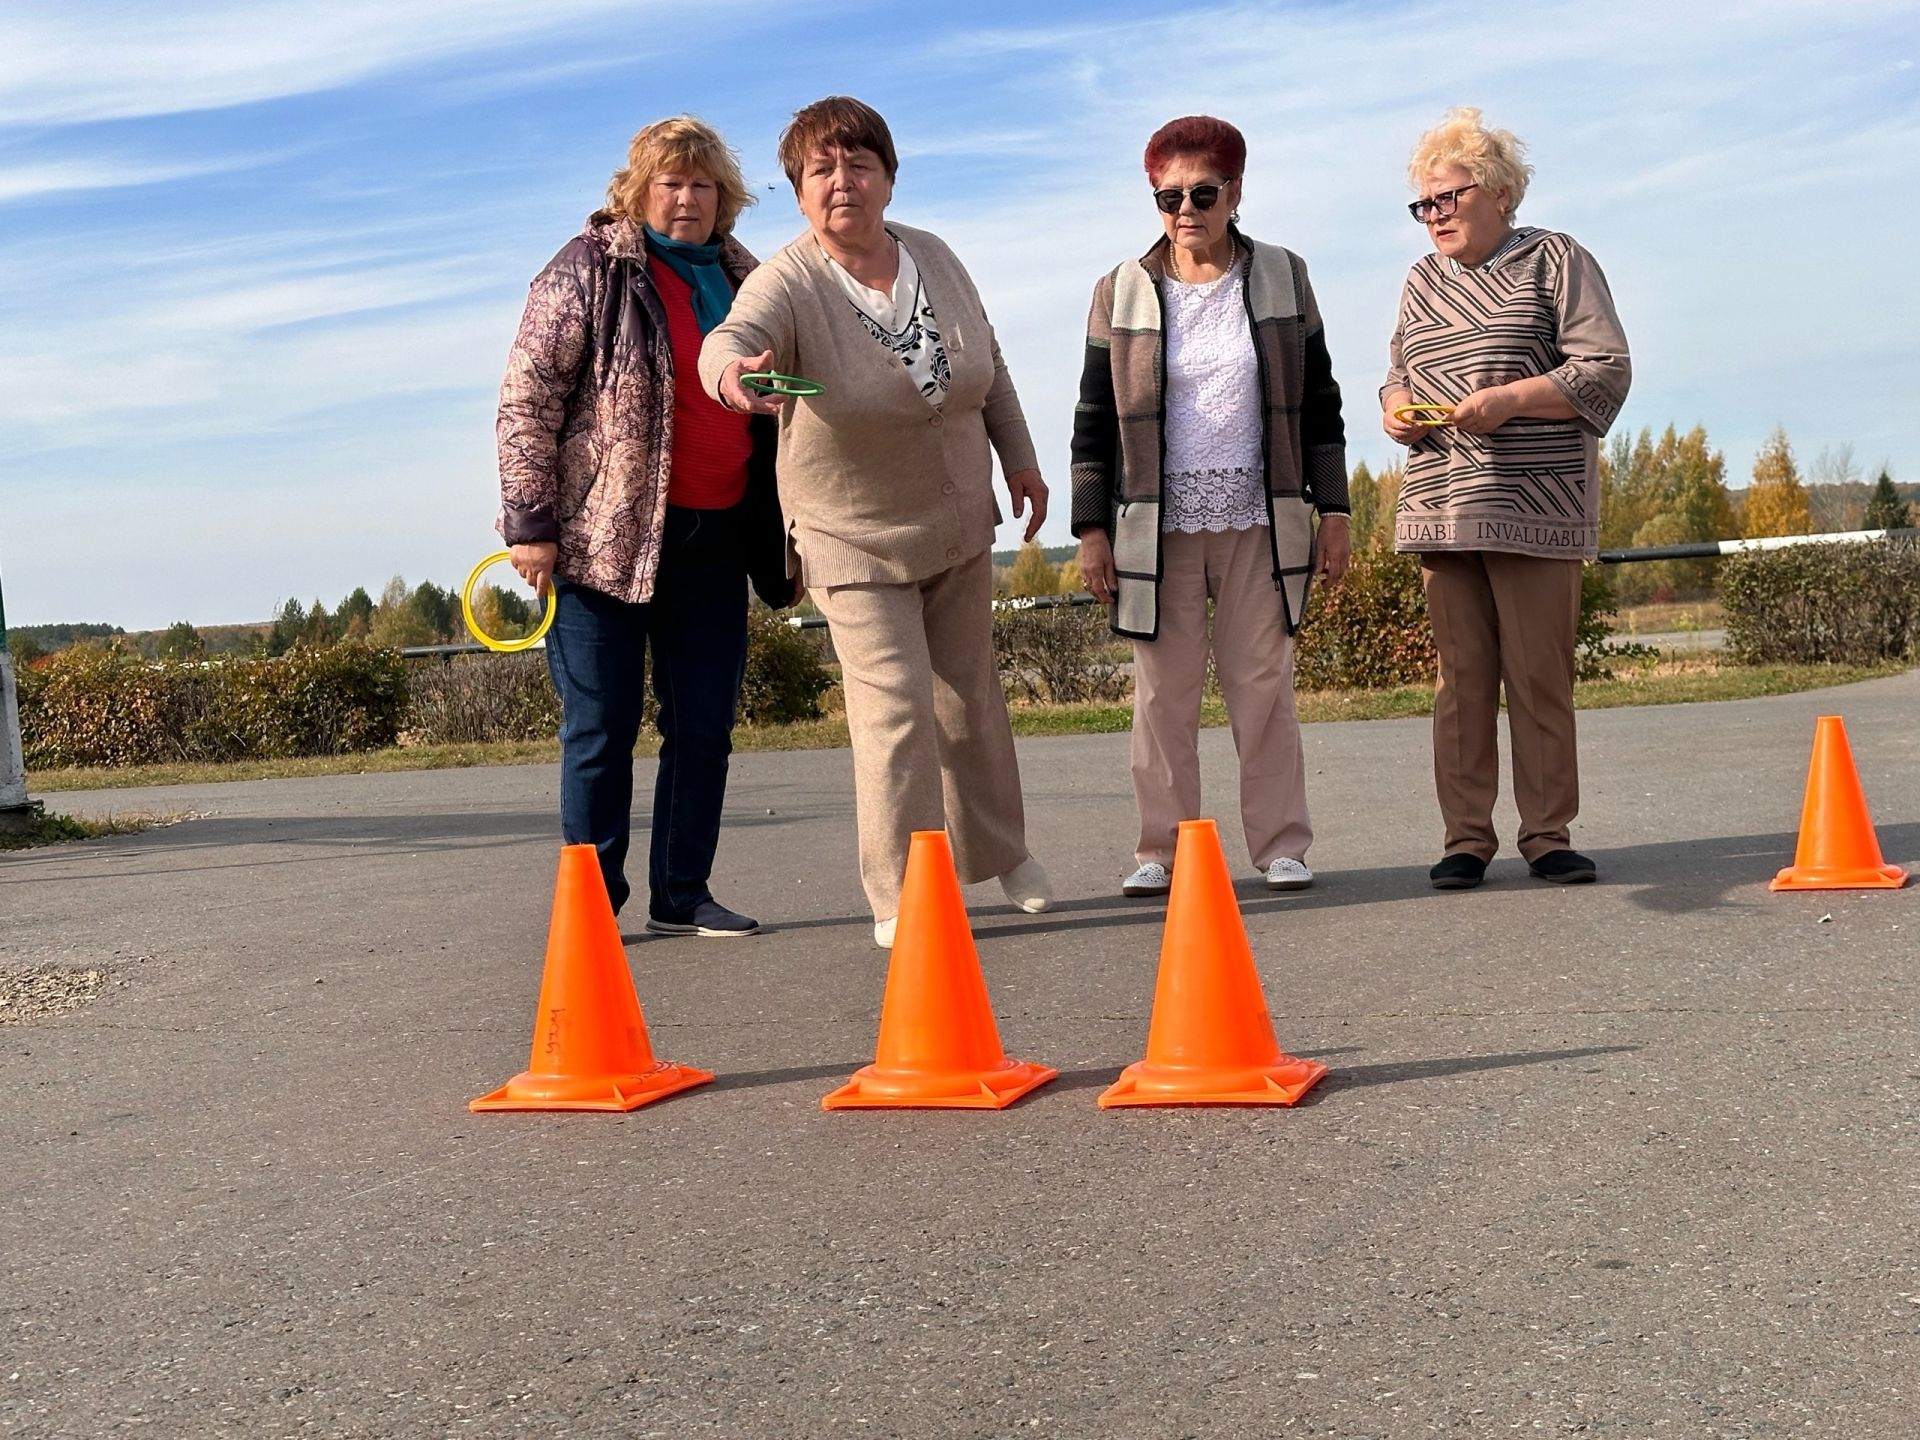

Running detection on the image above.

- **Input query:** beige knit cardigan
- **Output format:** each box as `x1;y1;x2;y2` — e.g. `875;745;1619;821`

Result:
698;222;1039;588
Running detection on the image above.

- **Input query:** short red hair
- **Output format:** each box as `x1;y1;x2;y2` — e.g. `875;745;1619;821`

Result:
1143;115;1246;186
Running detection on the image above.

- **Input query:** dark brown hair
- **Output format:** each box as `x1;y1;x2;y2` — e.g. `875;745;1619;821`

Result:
777;95;899;190
1143;115;1247;186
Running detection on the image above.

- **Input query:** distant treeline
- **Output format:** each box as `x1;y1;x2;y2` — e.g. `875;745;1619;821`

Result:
14;423;1916;660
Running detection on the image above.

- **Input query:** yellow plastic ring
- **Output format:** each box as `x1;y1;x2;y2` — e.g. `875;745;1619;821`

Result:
1393;403;1454;427
461;551;558;653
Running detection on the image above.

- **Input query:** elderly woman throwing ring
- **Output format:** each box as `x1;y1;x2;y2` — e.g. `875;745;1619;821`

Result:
700;95;1052;948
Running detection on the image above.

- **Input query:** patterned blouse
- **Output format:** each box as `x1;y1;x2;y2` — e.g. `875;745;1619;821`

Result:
823;238;950;407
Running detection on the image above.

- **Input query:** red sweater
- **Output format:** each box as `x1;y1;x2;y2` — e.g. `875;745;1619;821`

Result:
651;256;752;509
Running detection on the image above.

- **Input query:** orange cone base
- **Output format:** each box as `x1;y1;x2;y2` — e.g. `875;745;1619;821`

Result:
1098;1055;1328;1108
1770;863;1907;891
821;1057;1056;1111
469;1061;714;1113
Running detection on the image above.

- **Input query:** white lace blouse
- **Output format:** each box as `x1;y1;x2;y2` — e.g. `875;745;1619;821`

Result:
1161;258;1267;533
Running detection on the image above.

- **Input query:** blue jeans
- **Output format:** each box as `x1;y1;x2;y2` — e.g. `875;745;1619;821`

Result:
545;505;749;918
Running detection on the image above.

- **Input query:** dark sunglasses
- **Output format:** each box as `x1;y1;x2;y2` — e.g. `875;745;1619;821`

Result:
1408;183;1479;223
1152;182;1233;214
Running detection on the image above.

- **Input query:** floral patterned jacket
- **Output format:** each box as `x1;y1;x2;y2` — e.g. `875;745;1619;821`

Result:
496;212;789;606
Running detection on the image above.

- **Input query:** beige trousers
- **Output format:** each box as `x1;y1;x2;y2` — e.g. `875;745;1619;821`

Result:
812;548;1028;919
1130;525;1311;870
1420;551;1582;863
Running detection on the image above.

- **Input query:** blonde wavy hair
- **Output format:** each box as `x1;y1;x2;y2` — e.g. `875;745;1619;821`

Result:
1407;107;1533;219
605;116;755;235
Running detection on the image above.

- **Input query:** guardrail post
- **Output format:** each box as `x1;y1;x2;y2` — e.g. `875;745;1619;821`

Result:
0;563;45;834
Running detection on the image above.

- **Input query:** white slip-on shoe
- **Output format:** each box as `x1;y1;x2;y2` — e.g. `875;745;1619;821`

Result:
1120;861;1172;897
997;855;1053;913
1264;857;1314;891
873;915;897;949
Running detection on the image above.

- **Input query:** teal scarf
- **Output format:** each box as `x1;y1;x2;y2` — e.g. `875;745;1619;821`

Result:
643;225;734;334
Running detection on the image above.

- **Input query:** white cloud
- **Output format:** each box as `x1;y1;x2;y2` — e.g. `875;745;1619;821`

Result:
0;153;263;204
0;0;649;124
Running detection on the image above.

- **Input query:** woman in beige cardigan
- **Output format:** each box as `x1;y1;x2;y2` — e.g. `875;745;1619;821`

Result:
700;95;1052;948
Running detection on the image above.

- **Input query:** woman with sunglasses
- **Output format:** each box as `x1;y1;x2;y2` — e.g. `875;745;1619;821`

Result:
1381;107;1631;890
1072;115;1349;898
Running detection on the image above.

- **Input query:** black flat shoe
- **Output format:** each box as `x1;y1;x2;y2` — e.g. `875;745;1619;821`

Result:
645;898;762;937
1429;853;1488;890
1528;849;1597;884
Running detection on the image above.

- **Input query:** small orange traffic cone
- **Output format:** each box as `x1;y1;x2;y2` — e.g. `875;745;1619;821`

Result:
1770;716;1908;891
471;845;713;1112
823;830;1055;1110
1101;819;1327;1108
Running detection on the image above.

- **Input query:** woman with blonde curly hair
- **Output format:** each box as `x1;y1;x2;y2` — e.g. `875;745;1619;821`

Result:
1381;107;1630;889
497;116;797;935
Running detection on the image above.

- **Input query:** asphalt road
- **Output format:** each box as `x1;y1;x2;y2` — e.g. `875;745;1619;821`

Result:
4;671;1917;1439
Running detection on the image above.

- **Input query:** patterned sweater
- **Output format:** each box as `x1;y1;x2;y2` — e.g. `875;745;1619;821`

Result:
1383;229;1630;559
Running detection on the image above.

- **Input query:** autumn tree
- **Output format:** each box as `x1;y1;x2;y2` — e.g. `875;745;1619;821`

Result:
334;586;374;636
368;575;436;649
1863;470;1913;531
1743;427;1811;539
1347;461;1381;550
158;621;205;660
1005;541;1060;598
264;597;306;656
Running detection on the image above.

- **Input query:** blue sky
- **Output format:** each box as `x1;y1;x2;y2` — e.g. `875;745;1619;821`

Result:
2;0;1916;629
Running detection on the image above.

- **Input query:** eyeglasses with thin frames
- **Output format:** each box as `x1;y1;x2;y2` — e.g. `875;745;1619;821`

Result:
1153;182;1233;215
1408;184;1478;223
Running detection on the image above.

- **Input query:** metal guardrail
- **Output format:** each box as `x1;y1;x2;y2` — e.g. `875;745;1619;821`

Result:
401;526;1919;659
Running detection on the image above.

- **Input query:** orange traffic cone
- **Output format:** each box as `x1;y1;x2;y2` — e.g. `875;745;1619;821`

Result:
1770;715;1908;891
823;830;1055;1110
1100;819;1327;1108
471;845;713;1111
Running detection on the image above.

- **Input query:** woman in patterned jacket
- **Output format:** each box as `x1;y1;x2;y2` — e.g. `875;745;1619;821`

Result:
1071;115;1350;899
496;116;796;936
1381;107;1631;890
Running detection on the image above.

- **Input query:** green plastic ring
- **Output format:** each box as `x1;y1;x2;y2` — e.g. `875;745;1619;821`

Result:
741;371;826;398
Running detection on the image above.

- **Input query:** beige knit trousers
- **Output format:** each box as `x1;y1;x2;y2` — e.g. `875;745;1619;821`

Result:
1420;550;1582;863
1130;524;1311;870
812;548;1028;919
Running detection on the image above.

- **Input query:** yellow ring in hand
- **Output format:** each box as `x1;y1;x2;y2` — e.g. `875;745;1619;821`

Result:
461;551;558;653
1392;403;1454;427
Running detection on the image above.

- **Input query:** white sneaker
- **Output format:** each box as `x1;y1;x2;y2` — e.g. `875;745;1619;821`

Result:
998;855;1053;914
873;915;897;949
1121;862;1172;897
1264;857;1313;891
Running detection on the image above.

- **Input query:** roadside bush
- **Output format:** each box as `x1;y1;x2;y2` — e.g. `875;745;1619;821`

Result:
401;610;832;743
740;608;834;724
1293;551;1639;689
1575;566;1657;681
1720;538;1920;665
994;600;1129;704
1294;549;1437;690
19;643;406;768
404;651;562;744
